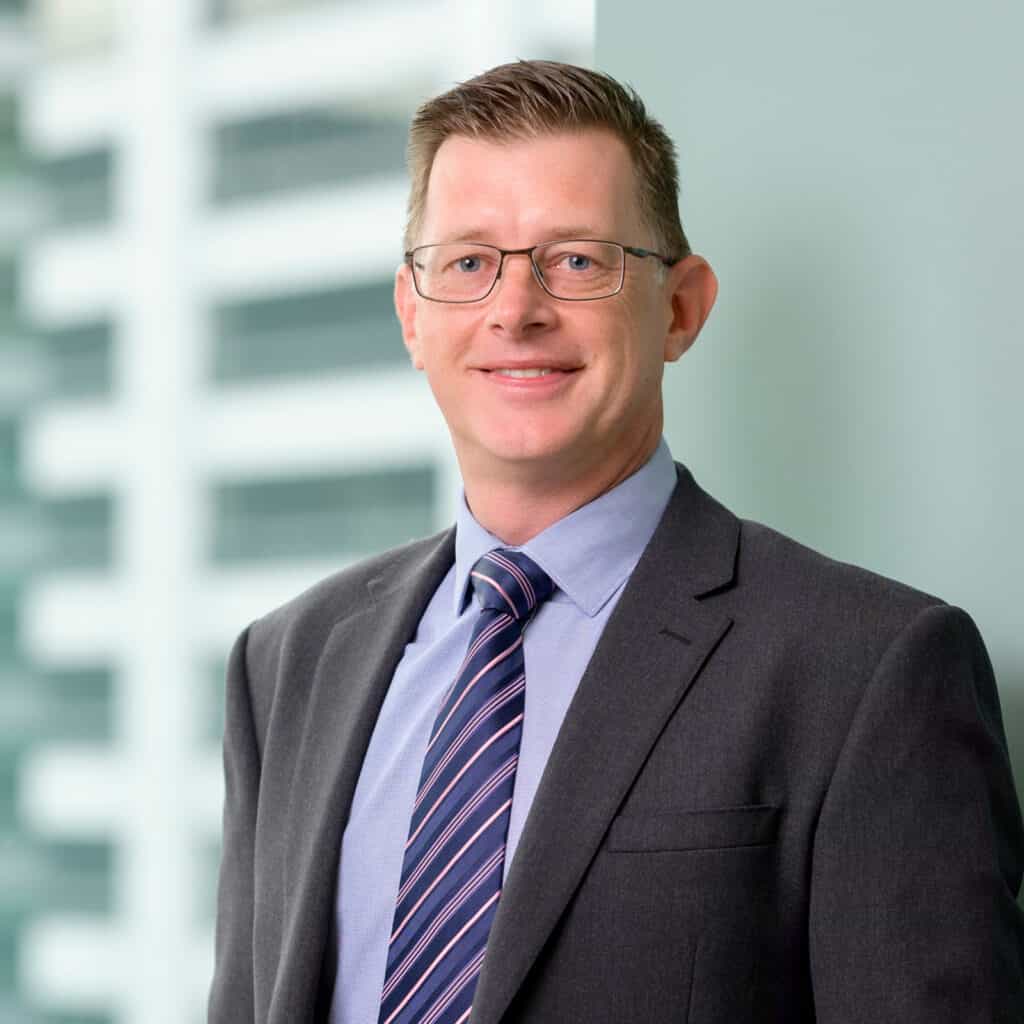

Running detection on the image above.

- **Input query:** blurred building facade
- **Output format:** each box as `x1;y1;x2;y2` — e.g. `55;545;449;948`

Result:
2;2;592;1021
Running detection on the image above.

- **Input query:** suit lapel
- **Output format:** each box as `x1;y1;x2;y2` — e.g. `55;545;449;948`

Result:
470;466;740;1024
269;530;456;1023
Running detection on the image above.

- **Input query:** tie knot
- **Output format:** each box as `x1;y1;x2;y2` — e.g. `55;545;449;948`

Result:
470;549;554;619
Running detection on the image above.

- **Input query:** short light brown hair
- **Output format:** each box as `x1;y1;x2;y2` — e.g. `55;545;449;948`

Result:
404;60;691;260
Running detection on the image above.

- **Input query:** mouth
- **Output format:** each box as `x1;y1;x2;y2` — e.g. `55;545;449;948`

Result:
474;364;581;394
488;367;569;379
477;360;582;376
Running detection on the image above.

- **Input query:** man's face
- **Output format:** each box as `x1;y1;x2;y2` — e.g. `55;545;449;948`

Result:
395;129;707;486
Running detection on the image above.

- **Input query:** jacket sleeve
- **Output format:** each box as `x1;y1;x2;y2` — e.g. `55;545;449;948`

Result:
808;603;1024;1022
208;624;260;1022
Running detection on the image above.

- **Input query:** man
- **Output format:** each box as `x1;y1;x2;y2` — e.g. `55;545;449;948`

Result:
209;60;1024;1023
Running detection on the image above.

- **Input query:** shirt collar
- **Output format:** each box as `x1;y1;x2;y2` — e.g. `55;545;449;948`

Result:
453;437;677;618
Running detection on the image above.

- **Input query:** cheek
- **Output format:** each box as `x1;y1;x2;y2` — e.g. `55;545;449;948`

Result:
621;298;669;377
597;315;665;392
417;321;479;413
415;312;467;374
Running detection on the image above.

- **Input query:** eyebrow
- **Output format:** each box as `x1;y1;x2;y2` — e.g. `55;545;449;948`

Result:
438;226;604;245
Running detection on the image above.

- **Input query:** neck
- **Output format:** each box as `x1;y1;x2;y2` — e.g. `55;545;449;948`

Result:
460;428;661;546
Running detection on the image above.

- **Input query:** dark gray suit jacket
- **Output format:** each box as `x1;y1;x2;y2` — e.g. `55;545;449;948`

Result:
209;464;1024;1023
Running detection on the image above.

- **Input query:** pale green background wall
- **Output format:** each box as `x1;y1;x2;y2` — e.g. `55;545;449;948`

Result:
596;5;1023;795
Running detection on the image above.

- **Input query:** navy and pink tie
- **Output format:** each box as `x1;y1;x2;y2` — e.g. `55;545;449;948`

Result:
377;548;554;1024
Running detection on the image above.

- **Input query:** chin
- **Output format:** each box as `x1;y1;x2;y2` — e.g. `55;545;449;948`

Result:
453;413;600;475
478;434;588;473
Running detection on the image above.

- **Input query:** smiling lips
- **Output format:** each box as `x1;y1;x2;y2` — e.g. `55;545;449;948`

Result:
480;363;581;379
478;366;580;395
493;368;558;378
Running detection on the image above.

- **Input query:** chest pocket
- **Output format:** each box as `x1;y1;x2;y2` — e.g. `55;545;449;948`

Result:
607;804;780;853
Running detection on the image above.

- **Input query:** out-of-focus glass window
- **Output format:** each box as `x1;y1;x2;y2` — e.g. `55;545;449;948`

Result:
0;261;40;413
0;666;113;746
42;321;112;399
0;93;20;178
0;419;15;497
0;927;16;1014
211;107;407;202
0;431;35;579
35;149;113;229
0;662;114;1005
0;748;18;833
41;492;112;570
211;465;435;563
0;583;14;657
0;506;39;582
35;0;114;58
212;279;403;382
208;0;333;24
0;833;113;917
0;258;16;327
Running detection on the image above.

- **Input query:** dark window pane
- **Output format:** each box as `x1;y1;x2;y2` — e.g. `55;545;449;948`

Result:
36;149;113;228
211;466;434;563
0;262;39;409
0;832;112;916
42;322;112;399
41;493;112;570
0;583;15;652
0;419;16;496
212;107;406;202
208;0;334;23
0;257;17;323
0;91;21;177
0;925;15;999
0;752;15;831
0;666;113;749
212;280;404;381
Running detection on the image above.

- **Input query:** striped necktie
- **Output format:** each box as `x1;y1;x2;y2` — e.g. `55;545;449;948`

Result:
377;548;554;1024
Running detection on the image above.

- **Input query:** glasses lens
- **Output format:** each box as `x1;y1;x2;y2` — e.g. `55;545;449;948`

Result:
534;240;623;299
412;244;501;302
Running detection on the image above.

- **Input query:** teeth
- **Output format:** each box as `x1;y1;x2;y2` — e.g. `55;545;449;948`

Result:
494;368;554;378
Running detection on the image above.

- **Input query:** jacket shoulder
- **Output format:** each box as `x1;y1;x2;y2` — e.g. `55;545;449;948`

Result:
738;516;942;605
732;516;952;659
239;529;454;710
252;527;453;639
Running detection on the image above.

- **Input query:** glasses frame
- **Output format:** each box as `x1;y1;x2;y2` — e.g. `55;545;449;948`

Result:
403;239;681;303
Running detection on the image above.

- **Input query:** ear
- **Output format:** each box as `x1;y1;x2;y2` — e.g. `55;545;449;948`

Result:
662;254;718;363
394;263;424;370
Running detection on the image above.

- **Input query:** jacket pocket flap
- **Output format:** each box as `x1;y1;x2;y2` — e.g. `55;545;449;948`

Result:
607;804;780;852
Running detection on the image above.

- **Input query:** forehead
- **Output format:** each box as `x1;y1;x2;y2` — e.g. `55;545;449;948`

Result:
420;129;644;244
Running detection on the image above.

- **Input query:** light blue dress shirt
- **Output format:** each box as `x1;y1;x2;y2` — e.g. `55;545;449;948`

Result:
329;438;678;1023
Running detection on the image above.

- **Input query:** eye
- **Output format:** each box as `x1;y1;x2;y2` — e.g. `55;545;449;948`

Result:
453;254;485;273
437;247;498;277
564;253;592;271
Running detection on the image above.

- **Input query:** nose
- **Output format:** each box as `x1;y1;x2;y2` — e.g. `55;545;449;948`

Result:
485;252;556;337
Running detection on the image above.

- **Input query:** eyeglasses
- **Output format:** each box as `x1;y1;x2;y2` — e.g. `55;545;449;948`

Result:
404;239;680;303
